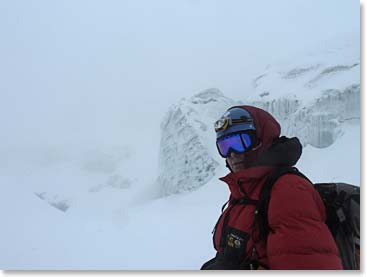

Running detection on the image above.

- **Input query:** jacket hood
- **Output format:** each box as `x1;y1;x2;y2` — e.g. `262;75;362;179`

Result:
257;136;302;167
224;105;302;169
240;105;281;155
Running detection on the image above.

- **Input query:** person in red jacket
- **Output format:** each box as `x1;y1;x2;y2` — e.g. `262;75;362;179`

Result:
201;105;343;270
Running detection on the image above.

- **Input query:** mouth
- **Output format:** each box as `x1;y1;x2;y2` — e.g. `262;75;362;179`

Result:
232;161;246;166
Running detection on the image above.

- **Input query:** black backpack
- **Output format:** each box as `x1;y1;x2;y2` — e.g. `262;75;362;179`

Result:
255;167;360;270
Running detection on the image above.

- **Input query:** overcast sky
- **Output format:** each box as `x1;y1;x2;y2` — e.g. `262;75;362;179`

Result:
0;0;359;152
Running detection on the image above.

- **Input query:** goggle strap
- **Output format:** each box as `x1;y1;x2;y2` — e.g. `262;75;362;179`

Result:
231;118;253;124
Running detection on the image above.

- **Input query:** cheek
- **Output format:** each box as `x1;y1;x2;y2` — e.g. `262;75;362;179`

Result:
226;158;232;166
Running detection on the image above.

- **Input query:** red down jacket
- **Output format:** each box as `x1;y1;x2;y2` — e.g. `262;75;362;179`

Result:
208;106;342;270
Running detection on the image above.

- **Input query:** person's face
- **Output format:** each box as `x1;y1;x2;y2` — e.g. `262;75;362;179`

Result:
226;151;248;173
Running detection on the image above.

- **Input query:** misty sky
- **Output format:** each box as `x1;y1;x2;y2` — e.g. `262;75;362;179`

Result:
0;0;359;153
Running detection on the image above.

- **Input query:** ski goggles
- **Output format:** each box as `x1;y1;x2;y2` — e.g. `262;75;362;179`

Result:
216;132;253;158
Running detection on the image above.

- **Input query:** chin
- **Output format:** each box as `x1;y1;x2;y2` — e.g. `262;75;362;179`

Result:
232;165;246;173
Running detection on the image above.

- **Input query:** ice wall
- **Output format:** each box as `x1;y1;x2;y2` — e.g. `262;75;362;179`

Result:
251;84;360;148
156;89;237;196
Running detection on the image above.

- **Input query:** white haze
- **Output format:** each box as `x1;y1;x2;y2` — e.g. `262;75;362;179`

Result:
0;0;360;270
0;0;359;156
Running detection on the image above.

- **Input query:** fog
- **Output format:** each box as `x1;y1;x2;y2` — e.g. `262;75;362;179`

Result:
0;0;359;159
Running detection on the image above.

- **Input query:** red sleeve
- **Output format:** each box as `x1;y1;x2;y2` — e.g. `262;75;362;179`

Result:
266;174;343;270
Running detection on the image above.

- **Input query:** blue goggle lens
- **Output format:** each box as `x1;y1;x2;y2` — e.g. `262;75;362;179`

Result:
216;133;253;158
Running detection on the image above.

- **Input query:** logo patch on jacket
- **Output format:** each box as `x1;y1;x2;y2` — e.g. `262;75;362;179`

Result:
227;233;244;249
223;227;250;261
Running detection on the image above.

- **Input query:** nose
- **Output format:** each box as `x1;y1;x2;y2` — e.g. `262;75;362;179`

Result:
227;151;241;159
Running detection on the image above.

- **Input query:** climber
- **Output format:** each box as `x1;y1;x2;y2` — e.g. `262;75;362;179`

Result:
201;105;343;270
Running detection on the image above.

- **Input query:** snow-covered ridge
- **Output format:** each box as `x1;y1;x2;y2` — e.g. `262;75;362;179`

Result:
248;38;359;148
251;35;359;98
156;38;359;196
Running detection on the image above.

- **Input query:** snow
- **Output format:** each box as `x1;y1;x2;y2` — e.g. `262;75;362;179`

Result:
0;160;227;269
0;28;360;271
298;124;360;186
247;33;360;104
0;121;360;269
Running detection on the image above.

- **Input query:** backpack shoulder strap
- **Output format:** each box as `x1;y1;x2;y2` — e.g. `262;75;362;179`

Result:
255;166;310;241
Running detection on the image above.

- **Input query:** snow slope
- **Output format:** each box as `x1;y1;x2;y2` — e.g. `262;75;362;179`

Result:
0;124;359;269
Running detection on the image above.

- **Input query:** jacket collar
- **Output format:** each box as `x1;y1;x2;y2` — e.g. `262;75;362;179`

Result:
219;136;303;199
219;166;277;199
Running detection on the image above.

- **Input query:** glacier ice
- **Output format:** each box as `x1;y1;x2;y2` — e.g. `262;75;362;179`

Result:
251;84;360;148
156;84;359;196
155;89;237;196
156;38;359;196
